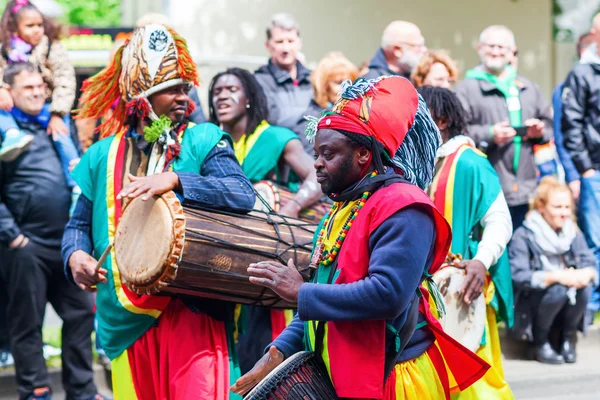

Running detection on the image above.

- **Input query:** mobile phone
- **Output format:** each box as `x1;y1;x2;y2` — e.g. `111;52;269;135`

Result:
514;126;528;137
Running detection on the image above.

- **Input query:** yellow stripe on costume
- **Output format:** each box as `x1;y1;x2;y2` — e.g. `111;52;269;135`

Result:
443;145;469;227
111;350;138;400
451;280;514;400
234;120;270;164
393;346;446;400
106;131;161;318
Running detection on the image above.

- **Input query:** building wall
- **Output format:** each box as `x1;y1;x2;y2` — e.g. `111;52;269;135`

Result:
123;0;555;105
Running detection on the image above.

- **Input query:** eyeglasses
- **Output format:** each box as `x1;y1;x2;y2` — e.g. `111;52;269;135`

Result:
482;43;512;52
397;41;426;50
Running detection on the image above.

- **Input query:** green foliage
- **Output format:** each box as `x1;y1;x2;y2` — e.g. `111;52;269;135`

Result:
56;0;121;27
0;0;121;27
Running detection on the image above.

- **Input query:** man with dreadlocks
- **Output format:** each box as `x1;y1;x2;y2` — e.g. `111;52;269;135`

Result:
231;76;489;399
61;24;255;400
420;86;514;400
208;67;322;374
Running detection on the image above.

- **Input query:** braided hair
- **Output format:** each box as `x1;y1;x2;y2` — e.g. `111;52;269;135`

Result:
208;67;269;135
416;85;467;139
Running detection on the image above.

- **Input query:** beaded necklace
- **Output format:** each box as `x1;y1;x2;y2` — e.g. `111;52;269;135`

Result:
309;172;376;269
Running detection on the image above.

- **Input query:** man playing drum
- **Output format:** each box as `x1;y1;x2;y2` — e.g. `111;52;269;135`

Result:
232;76;489;399
208;67;323;374
422;86;514;399
61;25;255;400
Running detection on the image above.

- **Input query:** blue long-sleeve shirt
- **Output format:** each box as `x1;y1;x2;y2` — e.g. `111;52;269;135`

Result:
271;206;436;364
553;83;580;183
62;137;255;281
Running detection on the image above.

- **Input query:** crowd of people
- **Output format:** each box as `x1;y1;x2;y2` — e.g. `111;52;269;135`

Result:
0;0;599;399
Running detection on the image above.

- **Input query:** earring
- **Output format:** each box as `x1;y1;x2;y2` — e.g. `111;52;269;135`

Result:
246;104;250;109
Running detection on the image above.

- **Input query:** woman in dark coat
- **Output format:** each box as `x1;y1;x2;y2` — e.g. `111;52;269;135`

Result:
509;177;598;364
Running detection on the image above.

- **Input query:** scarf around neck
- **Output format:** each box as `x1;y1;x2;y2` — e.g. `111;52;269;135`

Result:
523;210;577;273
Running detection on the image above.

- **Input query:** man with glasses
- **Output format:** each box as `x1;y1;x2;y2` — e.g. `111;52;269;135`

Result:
0;62;104;400
363;20;427;80
455;25;553;230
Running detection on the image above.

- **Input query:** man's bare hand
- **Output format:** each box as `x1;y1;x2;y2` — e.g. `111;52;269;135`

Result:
491;121;516;145
117;172;180;201
524;118;544;140
69;250;107;292
230;346;284;395
454;259;487;305
247;259;304;302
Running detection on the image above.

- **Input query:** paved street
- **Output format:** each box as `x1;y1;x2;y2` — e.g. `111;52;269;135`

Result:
1;306;599;399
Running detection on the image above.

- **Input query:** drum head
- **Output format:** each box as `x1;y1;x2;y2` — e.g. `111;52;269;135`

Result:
432;266;486;352
253;181;280;213
244;351;337;400
115;191;185;294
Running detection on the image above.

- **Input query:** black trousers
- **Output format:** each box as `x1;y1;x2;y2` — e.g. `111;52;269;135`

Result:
0;281;9;350
532;283;592;345
0;241;97;400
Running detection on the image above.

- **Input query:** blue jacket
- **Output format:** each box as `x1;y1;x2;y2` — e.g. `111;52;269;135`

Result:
552;83;580;183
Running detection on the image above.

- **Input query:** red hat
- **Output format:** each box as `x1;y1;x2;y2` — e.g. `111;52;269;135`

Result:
312;76;418;157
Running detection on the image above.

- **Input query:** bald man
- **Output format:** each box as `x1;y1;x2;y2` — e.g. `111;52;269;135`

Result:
455;25;552;231
562;13;600;318
362;20;427;79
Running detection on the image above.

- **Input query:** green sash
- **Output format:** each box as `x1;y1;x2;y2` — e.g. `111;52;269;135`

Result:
465;66;523;174
238;124;298;183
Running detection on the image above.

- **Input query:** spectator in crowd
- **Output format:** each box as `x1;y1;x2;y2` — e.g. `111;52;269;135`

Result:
552;33;594;201
509;177;597;364
0;0;78;164
362;20;426;80
562;13;600;316
304;51;359;122
411;50;458;89
254;12;312;150
0;62;103;400
455;24;553;230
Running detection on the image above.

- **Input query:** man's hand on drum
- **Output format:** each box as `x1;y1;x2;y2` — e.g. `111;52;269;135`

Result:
230;345;284;395
247;259;304;302
117;172;181;201
68;250;108;292
454;259;487;305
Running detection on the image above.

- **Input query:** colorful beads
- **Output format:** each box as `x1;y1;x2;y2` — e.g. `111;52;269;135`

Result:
314;172;376;267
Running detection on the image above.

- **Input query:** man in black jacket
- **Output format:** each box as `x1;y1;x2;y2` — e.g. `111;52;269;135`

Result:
561;13;600;314
0;62;103;400
362;20;427;80
254;12;312;152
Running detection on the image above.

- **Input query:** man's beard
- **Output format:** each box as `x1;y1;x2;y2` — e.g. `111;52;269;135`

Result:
321;154;355;195
398;50;422;75
483;58;508;74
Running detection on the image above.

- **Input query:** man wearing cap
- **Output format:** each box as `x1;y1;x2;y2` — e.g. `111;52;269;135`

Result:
61;24;255;399
231;76;489;399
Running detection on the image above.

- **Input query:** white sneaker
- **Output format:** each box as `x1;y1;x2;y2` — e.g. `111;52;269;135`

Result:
42;343;62;359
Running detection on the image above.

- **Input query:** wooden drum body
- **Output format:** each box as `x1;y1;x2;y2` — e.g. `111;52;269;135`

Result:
253;180;330;224
115;191;315;309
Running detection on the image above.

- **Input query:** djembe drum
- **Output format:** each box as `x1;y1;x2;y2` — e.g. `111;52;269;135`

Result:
431;266;486;351
114;191;316;309
244;351;338;400
254;180;330;223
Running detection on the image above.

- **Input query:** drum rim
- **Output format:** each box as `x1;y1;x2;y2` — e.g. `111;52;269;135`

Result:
115;191;186;295
244;351;315;399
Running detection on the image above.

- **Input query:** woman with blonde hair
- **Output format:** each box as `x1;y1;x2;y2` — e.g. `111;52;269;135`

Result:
411;50;458;89
509;176;597;364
